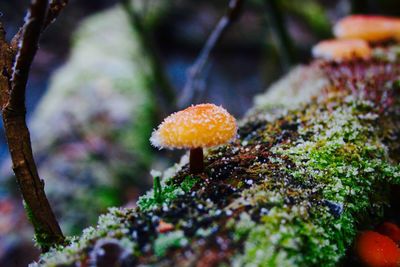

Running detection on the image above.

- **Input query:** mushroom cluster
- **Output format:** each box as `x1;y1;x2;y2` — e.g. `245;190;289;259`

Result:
150;103;237;174
312;15;400;61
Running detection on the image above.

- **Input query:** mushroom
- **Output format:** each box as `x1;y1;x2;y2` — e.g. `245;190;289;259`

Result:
334;15;400;42
356;231;400;267
150;103;237;174
312;39;372;61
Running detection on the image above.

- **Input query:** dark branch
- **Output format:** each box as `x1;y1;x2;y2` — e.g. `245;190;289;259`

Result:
10;29;23;53
179;0;245;108
0;23;4;40
0;22;14;108
11;0;68;52
9;0;48;110
0;0;65;251
121;0;176;116
43;0;69;31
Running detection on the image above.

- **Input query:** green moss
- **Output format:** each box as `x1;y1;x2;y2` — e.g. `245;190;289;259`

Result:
23;201;47;247
154;230;188;257
33;208;136;266
232;98;400;266
23;201;65;251
34;49;400;266
137;175;200;211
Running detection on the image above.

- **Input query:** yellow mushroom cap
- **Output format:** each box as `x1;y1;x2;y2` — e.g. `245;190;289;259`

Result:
312;39;372;60
334;15;400;42
150;103;237;149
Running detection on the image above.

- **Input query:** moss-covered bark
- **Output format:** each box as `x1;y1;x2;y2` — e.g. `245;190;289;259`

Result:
32;45;400;266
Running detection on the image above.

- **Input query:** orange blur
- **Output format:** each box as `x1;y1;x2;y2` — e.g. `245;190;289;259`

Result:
334;15;400;42
312;39;372;60
356;231;400;267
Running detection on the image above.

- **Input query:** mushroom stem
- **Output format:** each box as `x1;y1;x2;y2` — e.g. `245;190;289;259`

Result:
189;147;204;174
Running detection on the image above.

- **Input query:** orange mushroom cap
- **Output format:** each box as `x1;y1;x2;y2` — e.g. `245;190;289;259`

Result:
150;103;237;149
334;15;400;42
356;231;400;267
312;39;372;60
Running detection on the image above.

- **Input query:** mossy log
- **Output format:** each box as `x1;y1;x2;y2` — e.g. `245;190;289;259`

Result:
33;45;400;266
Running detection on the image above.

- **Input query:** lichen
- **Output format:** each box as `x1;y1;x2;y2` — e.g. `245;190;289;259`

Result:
33;45;400;266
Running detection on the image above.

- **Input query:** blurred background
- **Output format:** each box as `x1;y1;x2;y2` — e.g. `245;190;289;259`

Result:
1;0;400;266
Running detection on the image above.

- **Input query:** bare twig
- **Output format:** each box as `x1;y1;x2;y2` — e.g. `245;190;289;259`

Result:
9;0;47;109
0;0;66;251
43;0;69;31
264;0;295;71
0;23;14;108
179;0;245;108
121;0;176;116
11;0;68;52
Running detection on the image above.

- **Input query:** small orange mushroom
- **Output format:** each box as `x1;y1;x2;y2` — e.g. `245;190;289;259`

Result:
312;39;372;61
356;231;400;267
150;103;237;174
334;15;400;42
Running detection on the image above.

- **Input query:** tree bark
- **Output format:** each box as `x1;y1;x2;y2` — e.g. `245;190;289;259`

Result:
0;0;68;251
2;111;65;250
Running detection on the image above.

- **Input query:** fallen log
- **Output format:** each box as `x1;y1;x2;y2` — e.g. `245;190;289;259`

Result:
32;44;400;266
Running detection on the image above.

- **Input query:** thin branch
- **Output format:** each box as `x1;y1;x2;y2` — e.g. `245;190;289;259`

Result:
179;0;245;108
121;0;176;116
0;23;14;108
11;0;69;52
9;0;48;110
43;0;69;31
264;0;296;71
0;0;65;251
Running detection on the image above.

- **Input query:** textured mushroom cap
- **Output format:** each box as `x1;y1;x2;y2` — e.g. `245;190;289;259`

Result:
334;15;400;42
312;39;371;60
150;104;237;149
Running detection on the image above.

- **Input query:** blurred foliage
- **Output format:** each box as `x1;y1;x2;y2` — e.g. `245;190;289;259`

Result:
28;1;169;235
280;0;331;38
